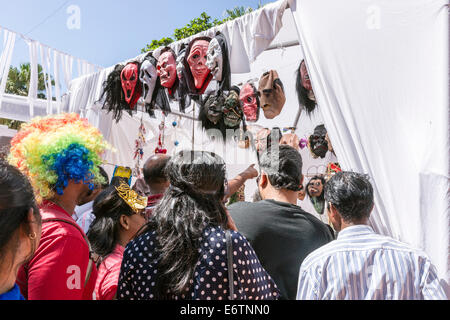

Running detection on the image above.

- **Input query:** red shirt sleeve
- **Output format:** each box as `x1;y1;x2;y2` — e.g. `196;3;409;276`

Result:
26;234;93;300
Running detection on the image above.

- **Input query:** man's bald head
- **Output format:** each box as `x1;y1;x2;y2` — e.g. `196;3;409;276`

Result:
143;154;171;195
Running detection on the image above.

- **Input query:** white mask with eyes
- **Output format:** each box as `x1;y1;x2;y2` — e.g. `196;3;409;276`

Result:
205;38;223;82
139;59;157;104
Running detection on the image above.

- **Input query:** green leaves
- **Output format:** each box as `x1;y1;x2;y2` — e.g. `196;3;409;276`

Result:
141;6;256;53
5;63;54;98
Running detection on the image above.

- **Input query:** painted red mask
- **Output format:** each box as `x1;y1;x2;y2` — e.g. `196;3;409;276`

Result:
187;39;211;89
240;83;260;122
121;63;139;105
157;51;177;89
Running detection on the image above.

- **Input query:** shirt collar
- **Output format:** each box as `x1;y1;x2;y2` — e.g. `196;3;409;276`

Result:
337;224;374;240
0;284;24;300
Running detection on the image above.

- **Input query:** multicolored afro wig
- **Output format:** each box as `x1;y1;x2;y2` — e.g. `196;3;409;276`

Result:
8;113;110;202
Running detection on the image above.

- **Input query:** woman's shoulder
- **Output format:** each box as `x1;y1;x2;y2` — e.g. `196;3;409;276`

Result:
201;226;250;249
124;229;158;257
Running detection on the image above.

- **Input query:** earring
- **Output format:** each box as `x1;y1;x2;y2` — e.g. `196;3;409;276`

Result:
29;232;37;240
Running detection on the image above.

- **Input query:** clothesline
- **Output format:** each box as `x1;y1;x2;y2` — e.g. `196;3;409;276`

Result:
0;24;103;70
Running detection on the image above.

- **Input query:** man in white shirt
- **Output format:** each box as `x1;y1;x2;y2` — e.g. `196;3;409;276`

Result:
296;171;447;300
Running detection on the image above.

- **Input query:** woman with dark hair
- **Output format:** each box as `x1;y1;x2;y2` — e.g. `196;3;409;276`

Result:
118;150;279;300
0;160;41;300
87;183;148;300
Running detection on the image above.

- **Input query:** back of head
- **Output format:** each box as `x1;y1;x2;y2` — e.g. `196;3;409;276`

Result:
324;171;374;223
143;154;171;194
88;185;136;258
150;150;228;299
0;159;40;265
259;144;303;192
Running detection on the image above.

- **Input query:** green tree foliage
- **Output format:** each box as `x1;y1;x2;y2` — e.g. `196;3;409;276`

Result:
1;63;54;129
5;63;54;99
141;6;257;53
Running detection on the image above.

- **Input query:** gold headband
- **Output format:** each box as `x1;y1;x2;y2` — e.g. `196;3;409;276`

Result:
115;182;148;213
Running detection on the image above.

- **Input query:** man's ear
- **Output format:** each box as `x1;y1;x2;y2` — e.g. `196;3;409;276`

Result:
119;215;130;231
258;172;268;189
327;203;342;231
299;174;304;188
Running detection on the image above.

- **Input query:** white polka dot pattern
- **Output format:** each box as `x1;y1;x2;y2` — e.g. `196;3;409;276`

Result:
117;226;280;300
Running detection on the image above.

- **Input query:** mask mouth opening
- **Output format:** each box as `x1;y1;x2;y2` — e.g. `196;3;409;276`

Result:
126;89;131;97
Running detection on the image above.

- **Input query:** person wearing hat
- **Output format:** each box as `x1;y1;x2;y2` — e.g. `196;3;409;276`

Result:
88;182;148;300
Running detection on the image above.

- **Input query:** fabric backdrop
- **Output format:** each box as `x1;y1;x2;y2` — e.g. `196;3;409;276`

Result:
290;0;449;294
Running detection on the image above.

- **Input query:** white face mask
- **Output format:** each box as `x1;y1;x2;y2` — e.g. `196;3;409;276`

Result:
139;59;157;104
205;38;223;82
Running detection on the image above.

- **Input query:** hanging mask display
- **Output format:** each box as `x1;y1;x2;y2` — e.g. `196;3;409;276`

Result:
140;53;171;118
206;32;231;91
199;91;226;132
184;36;213;96
239;82;260;122
296;59;317;115
308;124;329;159
306;175;326;215
157;48;178;94
326;162;341;178
258;70;286;119
121;62;141;108
139;56;157;106
101;63;135;122
222;87;242;129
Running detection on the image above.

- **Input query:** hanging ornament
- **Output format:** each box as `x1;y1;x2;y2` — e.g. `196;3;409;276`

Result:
172;116;181;150
133;116;147;178
155;118;167;154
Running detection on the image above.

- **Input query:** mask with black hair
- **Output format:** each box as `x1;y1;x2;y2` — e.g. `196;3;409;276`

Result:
206;32;231;91
141;53;171;118
308;124;329;159
258;70;286;119
296;60;317;115
306;175;326;214
175;45;191;113
222;86;242;129
100;63;135;122
184;36;213;96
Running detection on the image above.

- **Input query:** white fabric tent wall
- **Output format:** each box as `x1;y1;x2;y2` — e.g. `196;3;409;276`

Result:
0;26;102;122
290;0;449;293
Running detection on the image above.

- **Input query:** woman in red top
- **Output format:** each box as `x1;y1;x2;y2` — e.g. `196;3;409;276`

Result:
88;183;148;300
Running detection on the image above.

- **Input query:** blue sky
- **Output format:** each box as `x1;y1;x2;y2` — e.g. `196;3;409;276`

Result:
0;0;272;68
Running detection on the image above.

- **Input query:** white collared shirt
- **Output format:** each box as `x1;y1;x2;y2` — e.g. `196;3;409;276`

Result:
296;225;447;300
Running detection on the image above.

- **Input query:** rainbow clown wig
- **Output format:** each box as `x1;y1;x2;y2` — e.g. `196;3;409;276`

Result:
8;113;110;202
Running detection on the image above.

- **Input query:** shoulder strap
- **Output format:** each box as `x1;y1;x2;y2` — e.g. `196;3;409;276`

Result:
42;218;95;288
225;230;234;300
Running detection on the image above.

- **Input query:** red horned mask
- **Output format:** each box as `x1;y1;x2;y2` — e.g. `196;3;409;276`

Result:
121;63;139;105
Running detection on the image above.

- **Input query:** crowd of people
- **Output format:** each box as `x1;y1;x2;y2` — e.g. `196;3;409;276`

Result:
0;113;447;300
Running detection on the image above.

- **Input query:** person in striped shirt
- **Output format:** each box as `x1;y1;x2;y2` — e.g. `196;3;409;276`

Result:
296;171;447;300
